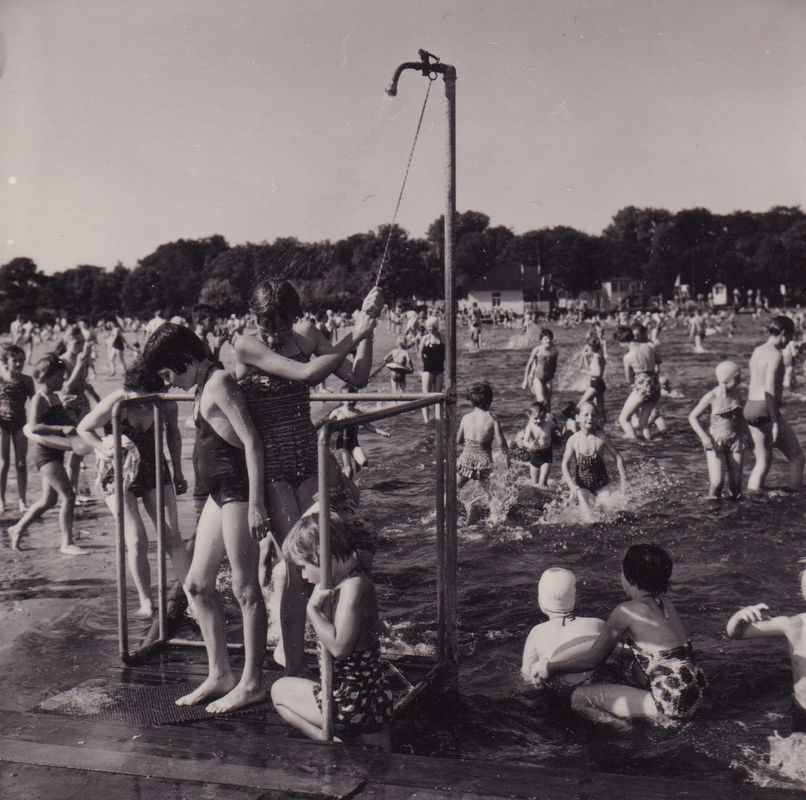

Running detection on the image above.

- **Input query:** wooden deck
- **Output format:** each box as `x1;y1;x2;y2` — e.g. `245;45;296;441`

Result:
1;656;803;800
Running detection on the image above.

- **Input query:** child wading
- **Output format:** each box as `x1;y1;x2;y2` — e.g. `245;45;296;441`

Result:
271;508;393;751
143;324;270;713
0;345;34;513
536;544;709;725
512;401;554;488
688;360;749;500
523;329;558;409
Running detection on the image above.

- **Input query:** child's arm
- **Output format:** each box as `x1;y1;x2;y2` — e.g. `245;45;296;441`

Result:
76;389;125;456
84;381;100;405
622;352;634;385
688;391;715;449
493;418;509;462
163;401;187;495
520;627;542;682
726;603;795;640
456;416;466;445
363;423;391;438
522;349;537;389
306;578;364;659
560;437;577;493
207;373;269;540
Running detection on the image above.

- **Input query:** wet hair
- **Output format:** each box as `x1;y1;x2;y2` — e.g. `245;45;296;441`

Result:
613;325;634;343
560;401;579;420
539;328;554;341
143;323;206;375
33;353;66;382
123;357;168;393
468;381;493;410
250;279;303;331
283;510;361;567
529;401;547;417
769;315;795;339
622;543;673;595
1;344;25;362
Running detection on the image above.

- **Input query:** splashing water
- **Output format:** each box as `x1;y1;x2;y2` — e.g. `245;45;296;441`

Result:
735;733;806;789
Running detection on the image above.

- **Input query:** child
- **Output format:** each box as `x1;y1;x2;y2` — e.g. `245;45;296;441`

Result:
521;567;605;688
523;329;558;409
142;323;270;714
0;345;34;513
271;507;393;751
536;544;709;725
579;336;606;422
327;388;391;479
10;354;90;555
726;568;806;734
77;358;190;617
513;401;554;488
373;336;413;392
457;382;509;490
688;360;749;500
615;324;661;440
561;401;627;513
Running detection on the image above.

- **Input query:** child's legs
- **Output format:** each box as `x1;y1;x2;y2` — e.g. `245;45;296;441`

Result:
775;417;805;490
528;465;540;485
747;424;772;492
538;463;550;486
271;677;325;741
40;461;76;548
67;452;83;493
618;393;643;438
0;430;10;504
636;400;657;438
106;492;151;609
705;450;725;497
531;377;547;404
12;430;28;505
433;374;443;420
571;683;658;724
336;449;353;478
142;486;191;584
221;501;267;688
10;476;58;545
726;451;744;496
576;487;596;513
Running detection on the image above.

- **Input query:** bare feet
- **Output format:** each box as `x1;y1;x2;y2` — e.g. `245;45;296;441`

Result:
206;682;267;714
134;600;154;619
17;499;27;513
60;543;89;556
9;525;23;550
175;674;236;706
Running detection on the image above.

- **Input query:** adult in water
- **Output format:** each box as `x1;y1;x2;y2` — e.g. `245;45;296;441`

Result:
418;316;445;423
744;315;804;493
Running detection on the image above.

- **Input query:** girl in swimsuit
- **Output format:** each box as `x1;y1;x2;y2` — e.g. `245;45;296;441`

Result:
688;360;749;500
561;401;627;515
77;358;190;618
579;335;606;422
418;316;445;423
615;325;661;440
326;388;391;479
537;544;708;725
523;329;558;409
271;507;393;751
0;345;34;513
234;279;380;677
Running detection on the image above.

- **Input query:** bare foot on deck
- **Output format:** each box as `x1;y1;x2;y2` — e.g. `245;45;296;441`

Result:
60;544;89;556
175;674;236;706
205;682;267;714
134;600;154;619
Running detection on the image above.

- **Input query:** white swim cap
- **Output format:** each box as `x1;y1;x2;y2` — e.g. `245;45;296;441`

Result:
538;567;576;615
715;360;740;384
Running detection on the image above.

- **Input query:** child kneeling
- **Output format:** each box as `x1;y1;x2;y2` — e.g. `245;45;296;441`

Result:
271;507;393;750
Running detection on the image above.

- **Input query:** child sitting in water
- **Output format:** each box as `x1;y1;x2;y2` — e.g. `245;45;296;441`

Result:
688;360;749;500
373;336;413;392
327;387;391;479
457;381;509;488
561;401;627;514
0;344;34;513
521;567;604;688
271;506;393;751
535;544;709;725
513;401;554;488
726;567;806;734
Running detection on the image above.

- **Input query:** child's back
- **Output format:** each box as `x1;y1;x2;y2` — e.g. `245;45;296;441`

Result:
522;616;604;687
461;408;497;445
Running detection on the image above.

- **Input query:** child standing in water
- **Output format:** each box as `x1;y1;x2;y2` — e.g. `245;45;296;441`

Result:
521;567;605;688
0;345;34;513
523;329;558;409
10;355;89;554
513;401;554;488
688;361;749;500
726;568;806;734
457;382;509;486
271;508;393;751
327;388;391;479
561;401;627;514
579;336;606;422
536;544;709;725
373;336;413;392
615;325;661;441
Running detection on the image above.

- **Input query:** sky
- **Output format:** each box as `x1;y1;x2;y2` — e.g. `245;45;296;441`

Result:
0;0;804;274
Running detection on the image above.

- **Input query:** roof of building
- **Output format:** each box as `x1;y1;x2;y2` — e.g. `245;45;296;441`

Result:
466;263;543;292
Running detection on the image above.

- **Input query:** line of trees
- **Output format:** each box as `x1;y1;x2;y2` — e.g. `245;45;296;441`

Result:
2;205;804;330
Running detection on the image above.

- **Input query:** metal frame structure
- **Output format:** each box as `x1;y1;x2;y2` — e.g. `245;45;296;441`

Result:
112;50;458;744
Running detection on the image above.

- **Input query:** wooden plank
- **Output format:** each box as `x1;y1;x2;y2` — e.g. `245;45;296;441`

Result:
0;737;363;799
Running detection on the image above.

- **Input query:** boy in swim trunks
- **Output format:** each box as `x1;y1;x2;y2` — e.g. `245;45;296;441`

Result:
726;567;806;735
0;345;34;513
513;401;554;488
144;323;271;714
688;360;750;500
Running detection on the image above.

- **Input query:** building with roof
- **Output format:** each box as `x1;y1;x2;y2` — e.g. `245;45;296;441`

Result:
464;263;548;314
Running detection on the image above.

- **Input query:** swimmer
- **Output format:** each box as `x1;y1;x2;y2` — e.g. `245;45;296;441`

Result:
512;401;554;488
0;345;34;513
521;567;605;688
688;361;750;500
144;323;271;714
523;329;558;409
615;324;661;441
744;316;804;492
726;566;806;735
536;544;709;725
561;402;627;514
372;336;414;392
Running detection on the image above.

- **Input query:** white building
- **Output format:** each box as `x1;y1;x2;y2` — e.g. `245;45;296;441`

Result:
465;263;544;314
601;276;643;308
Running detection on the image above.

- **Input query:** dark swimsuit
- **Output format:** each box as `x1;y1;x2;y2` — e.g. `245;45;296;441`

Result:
0;377;32;435
194;367;249;508
743;399;771;428
335;426;360;451
421;340;445;376
101;416;172;498
30;396;68;470
575;451;609;494
237;336;318;492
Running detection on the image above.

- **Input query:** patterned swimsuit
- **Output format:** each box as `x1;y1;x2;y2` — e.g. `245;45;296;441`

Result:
575;451;609;494
707;402;744;454
457;439;493;481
